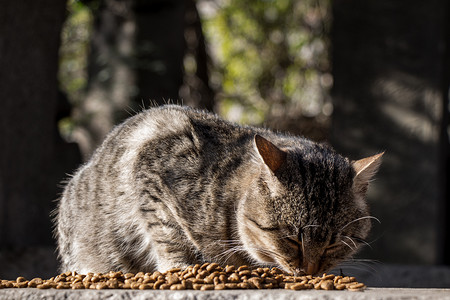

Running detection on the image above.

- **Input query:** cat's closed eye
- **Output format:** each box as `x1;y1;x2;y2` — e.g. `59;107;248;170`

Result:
285;237;300;246
246;216;279;232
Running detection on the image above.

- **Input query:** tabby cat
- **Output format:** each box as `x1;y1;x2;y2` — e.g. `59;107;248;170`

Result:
55;105;382;275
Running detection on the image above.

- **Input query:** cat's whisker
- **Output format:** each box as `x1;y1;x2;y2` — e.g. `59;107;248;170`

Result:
243;245;291;263
222;247;246;262
337;264;374;277
350;236;373;249
342;235;357;249
300;232;305;255
207;240;245;261
349;258;382;264
345;259;383;272
339;259;382;270
214;239;242;247
340;240;356;252
337;259;383;281
276;233;298;241
340;216;381;231
302;224;321;230
212;245;246;264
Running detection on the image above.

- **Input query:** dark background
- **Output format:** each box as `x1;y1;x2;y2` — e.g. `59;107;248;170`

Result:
0;0;449;287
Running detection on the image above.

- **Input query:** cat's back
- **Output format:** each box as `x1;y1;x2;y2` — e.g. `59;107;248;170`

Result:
56;105;255;272
98;105;244;155
58;105;249;212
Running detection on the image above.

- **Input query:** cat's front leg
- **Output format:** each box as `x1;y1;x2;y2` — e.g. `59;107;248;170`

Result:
148;222;201;272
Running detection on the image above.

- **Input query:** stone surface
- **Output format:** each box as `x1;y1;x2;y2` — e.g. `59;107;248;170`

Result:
337;264;450;288
0;288;450;300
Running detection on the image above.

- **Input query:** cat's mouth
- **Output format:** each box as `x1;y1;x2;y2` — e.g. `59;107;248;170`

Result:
289;262;321;276
279;258;323;276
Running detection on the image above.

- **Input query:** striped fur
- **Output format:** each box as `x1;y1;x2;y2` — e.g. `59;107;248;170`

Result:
55;105;382;275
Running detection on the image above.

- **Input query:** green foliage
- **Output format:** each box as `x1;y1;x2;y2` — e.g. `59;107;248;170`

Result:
58;0;93;137
199;0;332;124
59;0;92;103
58;0;332;139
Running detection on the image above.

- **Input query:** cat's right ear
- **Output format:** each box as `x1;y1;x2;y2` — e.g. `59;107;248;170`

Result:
254;135;287;173
352;152;384;195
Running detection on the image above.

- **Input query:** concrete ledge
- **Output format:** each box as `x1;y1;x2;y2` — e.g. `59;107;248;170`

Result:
1;288;450;300
338;264;450;288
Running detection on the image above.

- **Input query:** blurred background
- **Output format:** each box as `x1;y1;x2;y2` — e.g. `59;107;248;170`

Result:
0;0;449;287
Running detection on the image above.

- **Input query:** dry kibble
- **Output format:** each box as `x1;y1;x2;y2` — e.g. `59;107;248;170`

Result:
170;283;185;290
200;284;215;290
262;283;274;289
347;282;366;291
197;270;209;279
152;279;164;289
56;282;70;289
206;263;219;272
237;282;250;289
247;277;262;289
28;278;43;288
130;282;141;289
227;273;240;283
72;282;85;289
192;264;200;275
37;283;51;289
96;282;108;290
237;265;249;272
139;283;153;290
225;283;238;289
167;268;181;273
322;274;335;280
0;263;366;292
238;270;252;277
122;283;131;289
14;281;29;288
271;267;285;275
166;274;180;285
182;272;194;280
218;274;227;283
224;265;235;273
339;276;356;284
159;283;172;290
288;283;308;290
264;277;277;285
106;279;119;289
203;277;213;284
320;280;334;290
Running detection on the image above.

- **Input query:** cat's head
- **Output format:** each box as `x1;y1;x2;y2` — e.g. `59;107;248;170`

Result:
237;134;383;275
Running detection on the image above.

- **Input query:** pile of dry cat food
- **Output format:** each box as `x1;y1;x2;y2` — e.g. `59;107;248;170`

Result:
0;263;366;291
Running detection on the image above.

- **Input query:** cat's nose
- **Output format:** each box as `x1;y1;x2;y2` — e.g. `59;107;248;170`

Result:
305;262;319;275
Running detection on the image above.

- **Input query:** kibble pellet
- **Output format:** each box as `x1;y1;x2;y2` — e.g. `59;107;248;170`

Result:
0;263;366;291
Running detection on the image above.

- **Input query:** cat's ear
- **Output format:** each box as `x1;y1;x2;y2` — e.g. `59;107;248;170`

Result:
352;152;384;194
254;135;287;173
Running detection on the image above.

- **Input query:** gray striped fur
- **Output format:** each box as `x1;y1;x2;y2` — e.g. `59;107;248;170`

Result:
55;105;382;275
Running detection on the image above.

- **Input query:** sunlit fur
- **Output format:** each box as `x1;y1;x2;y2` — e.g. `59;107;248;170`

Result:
55;105;381;275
